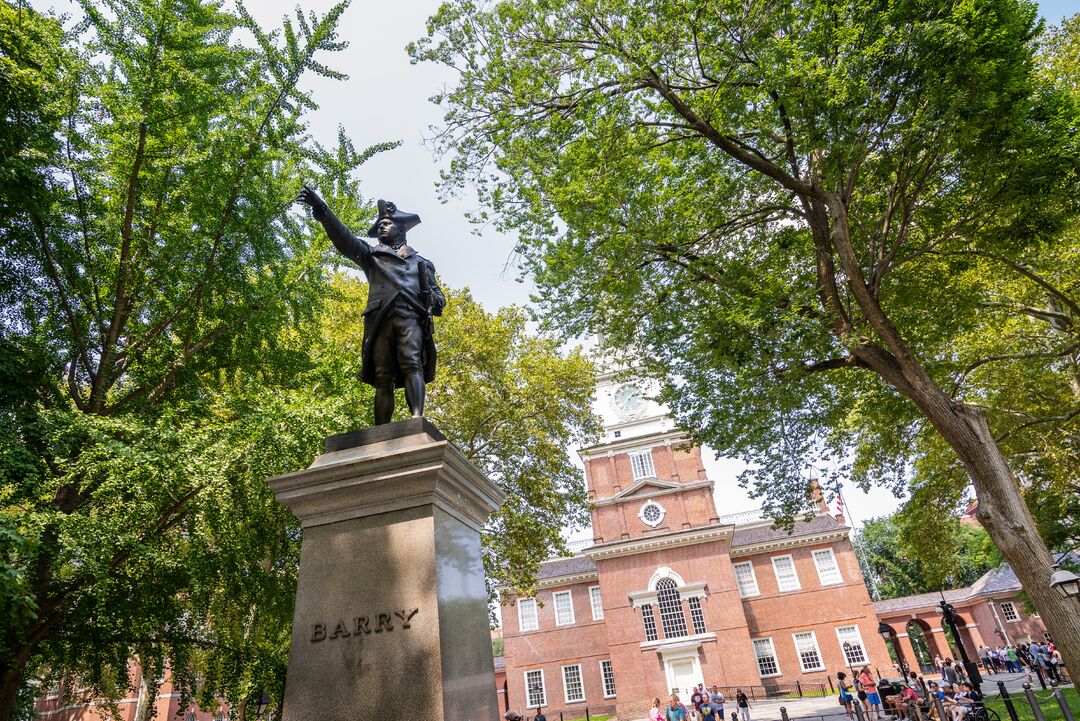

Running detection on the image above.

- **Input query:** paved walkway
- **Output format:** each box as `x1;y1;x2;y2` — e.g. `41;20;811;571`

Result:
626;673;1075;721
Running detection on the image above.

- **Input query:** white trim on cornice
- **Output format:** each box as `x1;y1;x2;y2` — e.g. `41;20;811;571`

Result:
729;529;850;558
595;479;715;507
629;590;659;608
536;571;599;590
580;429;690;459
640;632;717;653
584;525;731;560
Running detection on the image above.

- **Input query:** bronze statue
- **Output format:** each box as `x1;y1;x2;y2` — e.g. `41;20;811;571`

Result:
297;187;445;425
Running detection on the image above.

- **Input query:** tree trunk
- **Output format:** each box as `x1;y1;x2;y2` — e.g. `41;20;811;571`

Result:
0;642;35;721
133;657;159;721
938;403;1080;672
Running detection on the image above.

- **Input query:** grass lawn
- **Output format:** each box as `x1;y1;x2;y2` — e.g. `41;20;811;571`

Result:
986;687;1079;721
563;716;611;721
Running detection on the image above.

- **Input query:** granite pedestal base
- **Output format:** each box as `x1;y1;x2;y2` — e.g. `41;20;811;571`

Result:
268;418;505;721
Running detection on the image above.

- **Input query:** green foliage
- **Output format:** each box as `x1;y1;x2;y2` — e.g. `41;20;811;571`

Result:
412;0;1080;524
0;3;596;707
854;514;1001;600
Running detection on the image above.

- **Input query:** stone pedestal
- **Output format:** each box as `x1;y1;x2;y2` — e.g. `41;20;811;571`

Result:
269;418;505;721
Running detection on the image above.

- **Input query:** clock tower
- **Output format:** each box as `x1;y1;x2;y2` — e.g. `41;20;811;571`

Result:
581;372;720;545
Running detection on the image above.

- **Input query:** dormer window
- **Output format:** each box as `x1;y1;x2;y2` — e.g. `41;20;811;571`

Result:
629;449;655;480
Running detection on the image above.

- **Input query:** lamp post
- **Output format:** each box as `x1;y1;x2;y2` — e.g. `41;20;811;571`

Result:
1049;563;1080;601
254;692;271;720
878;621;909;683
843;641;857;680
937;600;982;694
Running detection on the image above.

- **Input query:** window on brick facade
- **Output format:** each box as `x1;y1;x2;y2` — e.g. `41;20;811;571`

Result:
518;598;538;632
554;590;575;626
1000;602;1019;622
630;450;656;480
688;597;707;635
600;660;616;698
811;548;843;586
753;638;781;677
589;586;604;620
641;604;659;641
793;631;825;672
734;562;760;598
836;625;868;665
562;664;585;703
771;554;801;592
656;578;689;638
525;670;546;708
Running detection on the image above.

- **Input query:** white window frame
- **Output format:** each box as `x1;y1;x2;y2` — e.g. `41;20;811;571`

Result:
524;669;547;708
553;590;576;626
599;660;616;698
518;598;539;632
589;586;604;620
733;561;760;598
771;554;801;592
836;625;868;665
793;631;826;673
752;637;782;678
45;681;61;700
562;664;585;703
1000;601;1019;623
811;548;843;586
629;449;656;480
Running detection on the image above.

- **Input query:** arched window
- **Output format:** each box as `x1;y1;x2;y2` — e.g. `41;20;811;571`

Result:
656;578;688;638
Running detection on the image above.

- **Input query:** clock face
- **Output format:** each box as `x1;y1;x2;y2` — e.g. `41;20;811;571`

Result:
613;384;646;418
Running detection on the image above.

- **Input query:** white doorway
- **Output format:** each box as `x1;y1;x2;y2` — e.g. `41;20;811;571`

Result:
665;657;701;702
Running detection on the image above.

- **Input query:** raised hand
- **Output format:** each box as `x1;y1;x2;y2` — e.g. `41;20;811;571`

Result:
296;185;328;214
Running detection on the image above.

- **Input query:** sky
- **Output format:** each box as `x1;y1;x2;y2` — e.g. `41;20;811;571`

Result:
39;0;1077;531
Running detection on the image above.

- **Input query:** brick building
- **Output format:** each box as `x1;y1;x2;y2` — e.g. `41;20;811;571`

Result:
875;563;1055;674
501;374;891;720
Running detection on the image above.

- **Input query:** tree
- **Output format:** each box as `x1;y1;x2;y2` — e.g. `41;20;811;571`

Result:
0;4;597;715
412;0;1080;668
854;514;1001;600
0;0;365;717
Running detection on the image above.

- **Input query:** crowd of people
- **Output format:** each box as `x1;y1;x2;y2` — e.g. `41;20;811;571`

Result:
502;640;1068;721
974;641;1068;684
646;685;753;721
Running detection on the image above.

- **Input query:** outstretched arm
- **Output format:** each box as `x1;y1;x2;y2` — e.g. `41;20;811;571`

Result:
296;186;371;267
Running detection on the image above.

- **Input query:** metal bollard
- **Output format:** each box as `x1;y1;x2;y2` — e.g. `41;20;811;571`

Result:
560;713;564;721
1022;683;1048;721
854;697;867;721
932;695;947;721
585;708;590;721
1053;688;1077;721
796;681;803;698
996;681;1020;721
1034;666;1048;690
829;677;835;693
780;706;790;721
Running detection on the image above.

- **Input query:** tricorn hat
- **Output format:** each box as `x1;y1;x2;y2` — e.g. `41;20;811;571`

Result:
367;199;421;238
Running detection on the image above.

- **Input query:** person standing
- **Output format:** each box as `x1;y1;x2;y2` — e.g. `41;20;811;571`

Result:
666;695;689;721
859;667;881;720
941;660;960;687
650;698;664;721
534;710;547;721
735;689;750;721
977;646;991;675
837;671;855;720
709;686;725;721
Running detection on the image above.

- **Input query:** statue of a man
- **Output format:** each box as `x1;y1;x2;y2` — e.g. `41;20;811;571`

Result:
298;187;445;425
